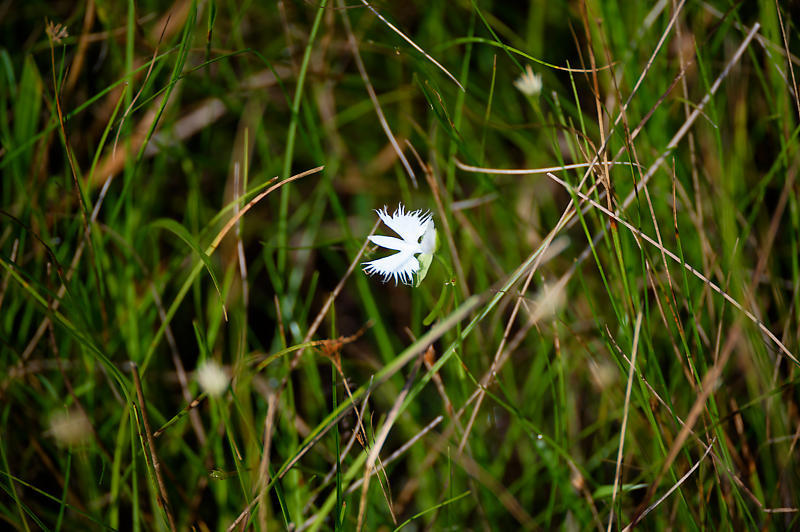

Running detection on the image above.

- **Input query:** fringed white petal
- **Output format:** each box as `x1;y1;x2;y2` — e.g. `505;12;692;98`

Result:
376;205;432;243
363;250;420;285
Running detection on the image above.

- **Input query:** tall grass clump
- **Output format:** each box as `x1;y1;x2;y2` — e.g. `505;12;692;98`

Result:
1;1;799;530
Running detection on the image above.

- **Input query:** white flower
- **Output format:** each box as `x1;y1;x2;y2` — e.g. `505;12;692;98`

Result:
514;65;542;97
196;360;229;397
363;204;437;285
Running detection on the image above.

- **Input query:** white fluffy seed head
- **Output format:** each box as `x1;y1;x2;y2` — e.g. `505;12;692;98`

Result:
196;360;229;397
48;408;92;447
514;65;542;97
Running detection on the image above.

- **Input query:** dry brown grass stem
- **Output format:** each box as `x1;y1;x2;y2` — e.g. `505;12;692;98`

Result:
341;0;417;186
607;313;642;532
131;362;177;532
357;0;464;92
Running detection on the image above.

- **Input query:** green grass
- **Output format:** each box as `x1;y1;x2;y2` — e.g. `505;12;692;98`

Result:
2;0;800;530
